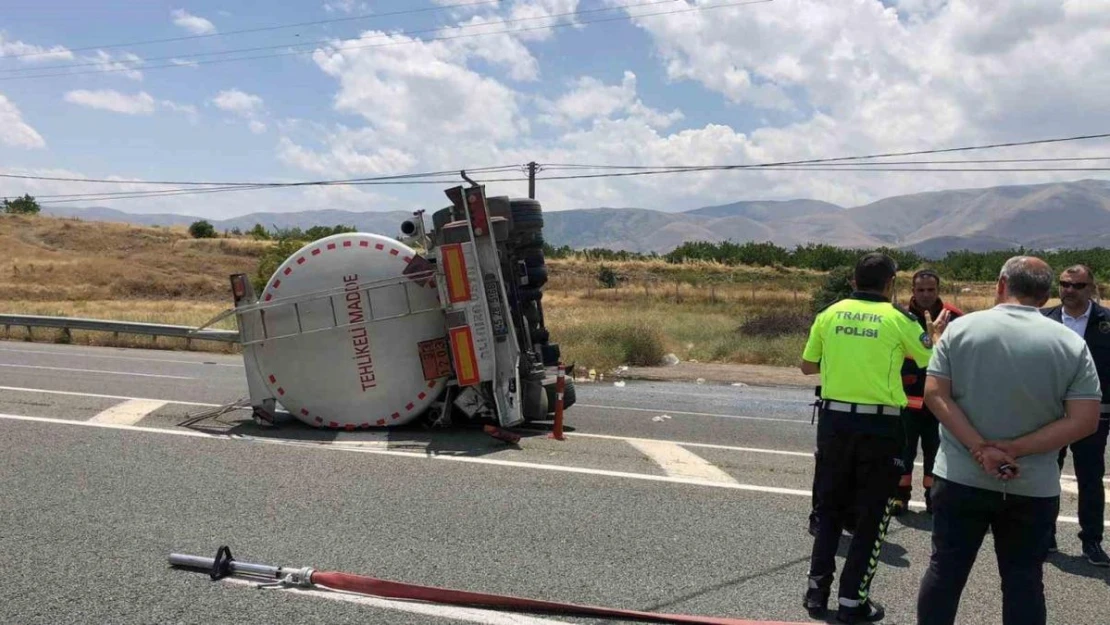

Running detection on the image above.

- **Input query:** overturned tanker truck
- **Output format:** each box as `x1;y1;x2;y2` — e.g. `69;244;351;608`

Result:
218;182;576;429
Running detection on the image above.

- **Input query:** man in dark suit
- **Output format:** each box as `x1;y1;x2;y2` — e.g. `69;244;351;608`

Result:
1042;263;1110;566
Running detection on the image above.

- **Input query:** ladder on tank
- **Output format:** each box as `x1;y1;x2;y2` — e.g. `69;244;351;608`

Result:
196;269;441;348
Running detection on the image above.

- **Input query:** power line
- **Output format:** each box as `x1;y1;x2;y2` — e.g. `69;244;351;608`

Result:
0;0;773;81
3;0;503;60
533;132;1110;179
14;131;1110;205
0;165;522;187
541;156;1110;170
0;0;680;76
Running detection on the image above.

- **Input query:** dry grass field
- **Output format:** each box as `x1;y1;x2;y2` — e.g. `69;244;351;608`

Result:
0;214;1003;371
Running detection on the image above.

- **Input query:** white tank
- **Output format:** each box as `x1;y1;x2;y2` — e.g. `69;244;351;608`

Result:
253;232;449;428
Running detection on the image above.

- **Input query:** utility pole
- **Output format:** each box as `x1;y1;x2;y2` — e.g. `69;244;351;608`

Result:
527;161;537;199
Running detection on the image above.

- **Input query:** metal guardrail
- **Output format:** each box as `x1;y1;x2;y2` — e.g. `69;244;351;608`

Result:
0;314;240;344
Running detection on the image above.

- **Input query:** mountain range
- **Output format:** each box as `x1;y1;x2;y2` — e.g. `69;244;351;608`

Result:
39;178;1110;258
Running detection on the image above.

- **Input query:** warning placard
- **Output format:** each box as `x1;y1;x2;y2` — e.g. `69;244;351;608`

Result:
418;338;452;381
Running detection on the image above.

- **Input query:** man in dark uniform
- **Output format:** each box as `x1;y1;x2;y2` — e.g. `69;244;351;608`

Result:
1042;264;1110;565
893;270;964;515
801;252;950;623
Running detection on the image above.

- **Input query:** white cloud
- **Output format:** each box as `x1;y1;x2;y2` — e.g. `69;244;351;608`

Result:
86;50;145;81
64;90;157;115
249;120;267;134
170;58;199;68
61;90;196;120
323;0;368;13
161;100;199;123
0;34;74;62
171;9;216;35
0;94;45;148
539;71;682;129
210;89;263;115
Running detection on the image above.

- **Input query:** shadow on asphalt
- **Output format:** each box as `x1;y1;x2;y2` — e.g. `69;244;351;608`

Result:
1046;550;1110;585
176;409;573;459
639;525;915;624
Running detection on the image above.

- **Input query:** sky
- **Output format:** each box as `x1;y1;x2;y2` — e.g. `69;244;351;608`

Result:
1;0;1109;219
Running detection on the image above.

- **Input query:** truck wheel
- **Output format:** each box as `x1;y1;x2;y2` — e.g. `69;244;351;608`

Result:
523;266;548;288
522;379;548;421
511;199;543;232
541;343;560;366
521;249;545;268
515;232;544;250
546;376;576;414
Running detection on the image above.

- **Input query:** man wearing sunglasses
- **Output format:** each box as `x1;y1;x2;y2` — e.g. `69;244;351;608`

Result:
1042;264;1110;566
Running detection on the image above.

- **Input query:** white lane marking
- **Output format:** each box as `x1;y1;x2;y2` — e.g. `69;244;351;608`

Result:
0;385;235;409
0;386;1100;484
223;579;570;625
576;403;809;424
1;412;1103;527
564;431;813;458
88;399;168;425
625;439;740;484
0;346;242;367
0;363;195;380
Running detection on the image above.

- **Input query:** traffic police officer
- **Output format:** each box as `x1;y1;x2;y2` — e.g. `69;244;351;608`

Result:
801;252;950;624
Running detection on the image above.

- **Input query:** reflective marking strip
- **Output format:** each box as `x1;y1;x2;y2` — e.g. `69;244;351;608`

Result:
449;326;480;386
906;396;924;410
440;243;471;303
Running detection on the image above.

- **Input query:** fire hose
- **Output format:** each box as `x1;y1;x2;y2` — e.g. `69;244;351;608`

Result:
169;546;809;625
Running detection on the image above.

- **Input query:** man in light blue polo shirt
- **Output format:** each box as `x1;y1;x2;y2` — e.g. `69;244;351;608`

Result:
915;256;1102;625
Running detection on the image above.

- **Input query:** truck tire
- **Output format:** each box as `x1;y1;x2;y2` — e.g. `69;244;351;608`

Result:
511;199;543;233
524;266;548;288
522;378;549;421
546;376;576;414
541;343;560;366
515;232;544;250
521;249;545;268
432;207;456;233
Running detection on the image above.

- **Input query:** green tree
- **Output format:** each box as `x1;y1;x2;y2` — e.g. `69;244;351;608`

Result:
248;223;271;240
188;220;217;238
2;194;41;215
810;266;854;313
597;264;618;288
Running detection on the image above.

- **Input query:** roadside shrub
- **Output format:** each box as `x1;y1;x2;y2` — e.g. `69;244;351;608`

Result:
738;311;814;338
810;266;853;313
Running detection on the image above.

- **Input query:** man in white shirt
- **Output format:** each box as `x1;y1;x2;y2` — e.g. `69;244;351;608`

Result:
1042;264;1110;565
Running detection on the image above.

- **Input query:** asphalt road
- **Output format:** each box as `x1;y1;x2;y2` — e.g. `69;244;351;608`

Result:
1;341;1107;625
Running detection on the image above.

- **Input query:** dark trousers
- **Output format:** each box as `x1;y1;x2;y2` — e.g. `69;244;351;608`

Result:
917;477;1059;625
900;407;939;491
808;409;903;606
1056;417;1110;544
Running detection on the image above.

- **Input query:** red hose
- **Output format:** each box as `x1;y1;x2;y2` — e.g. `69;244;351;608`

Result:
310;570;810;625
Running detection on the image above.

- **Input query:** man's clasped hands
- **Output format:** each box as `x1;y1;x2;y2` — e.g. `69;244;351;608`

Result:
970;441;1021;480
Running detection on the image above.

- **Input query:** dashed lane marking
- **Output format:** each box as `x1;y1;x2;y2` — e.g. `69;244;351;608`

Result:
625;439;740;484
0;364;195;380
0;411;1103;527
88;399;169;426
575;403;810;424
0;385;232;408
0;346;242;367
